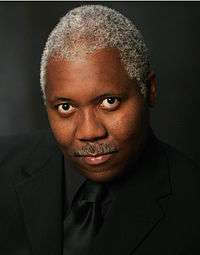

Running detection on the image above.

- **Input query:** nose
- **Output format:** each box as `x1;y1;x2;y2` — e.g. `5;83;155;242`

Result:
76;108;107;142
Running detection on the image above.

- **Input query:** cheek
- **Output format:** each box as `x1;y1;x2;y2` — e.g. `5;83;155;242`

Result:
105;102;147;143
47;110;76;147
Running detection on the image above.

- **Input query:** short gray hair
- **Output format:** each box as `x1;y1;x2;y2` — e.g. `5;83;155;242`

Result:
40;4;151;99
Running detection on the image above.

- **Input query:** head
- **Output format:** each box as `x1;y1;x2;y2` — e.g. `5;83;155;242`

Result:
40;5;157;182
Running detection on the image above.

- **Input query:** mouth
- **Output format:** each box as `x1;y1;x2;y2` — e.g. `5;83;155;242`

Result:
79;152;116;166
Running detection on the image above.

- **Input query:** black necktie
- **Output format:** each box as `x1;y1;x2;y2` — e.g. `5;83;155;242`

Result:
63;180;107;255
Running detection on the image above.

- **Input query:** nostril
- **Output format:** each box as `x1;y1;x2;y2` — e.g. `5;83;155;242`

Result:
79;133;108;142
78;129;108;142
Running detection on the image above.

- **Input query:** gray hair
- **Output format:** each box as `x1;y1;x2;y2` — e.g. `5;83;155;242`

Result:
40;4;151;99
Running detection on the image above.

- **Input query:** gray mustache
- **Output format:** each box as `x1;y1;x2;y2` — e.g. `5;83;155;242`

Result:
73;143;118;156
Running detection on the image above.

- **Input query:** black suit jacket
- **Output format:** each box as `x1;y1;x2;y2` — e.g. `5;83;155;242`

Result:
0;130;200;255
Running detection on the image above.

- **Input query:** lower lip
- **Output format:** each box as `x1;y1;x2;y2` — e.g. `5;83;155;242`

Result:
82;154;113;166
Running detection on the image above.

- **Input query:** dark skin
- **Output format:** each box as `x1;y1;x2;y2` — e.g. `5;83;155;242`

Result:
46;48;157;182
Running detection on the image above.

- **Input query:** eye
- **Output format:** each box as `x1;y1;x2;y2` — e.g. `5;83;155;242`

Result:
57;103;76;115
100;97;120;110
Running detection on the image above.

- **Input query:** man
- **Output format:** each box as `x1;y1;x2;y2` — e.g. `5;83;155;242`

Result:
0;4;200;255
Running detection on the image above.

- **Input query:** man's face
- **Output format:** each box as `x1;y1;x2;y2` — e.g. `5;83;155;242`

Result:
46;48;150;182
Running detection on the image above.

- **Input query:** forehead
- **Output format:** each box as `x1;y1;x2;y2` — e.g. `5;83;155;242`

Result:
46;48;136;100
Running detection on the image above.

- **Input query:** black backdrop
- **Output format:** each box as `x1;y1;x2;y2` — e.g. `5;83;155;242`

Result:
0;2;200;165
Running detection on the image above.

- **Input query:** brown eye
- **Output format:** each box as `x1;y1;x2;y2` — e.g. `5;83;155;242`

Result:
57;103;75;114
100;97;120;110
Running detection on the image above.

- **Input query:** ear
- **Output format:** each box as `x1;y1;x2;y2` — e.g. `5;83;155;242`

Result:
147;71;157;107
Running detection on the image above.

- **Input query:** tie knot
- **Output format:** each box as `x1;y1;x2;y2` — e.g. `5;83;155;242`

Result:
73;180;107;205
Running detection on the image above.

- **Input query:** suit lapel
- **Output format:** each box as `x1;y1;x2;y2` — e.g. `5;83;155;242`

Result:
13;134;64;255
89;136;172;255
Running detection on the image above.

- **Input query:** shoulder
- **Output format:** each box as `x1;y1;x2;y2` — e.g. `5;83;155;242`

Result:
159;140;200;190
0;129;58;178
158;139;200;235
0;129;54;158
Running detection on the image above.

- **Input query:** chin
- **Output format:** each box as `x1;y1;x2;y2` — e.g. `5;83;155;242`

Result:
79;167;123;183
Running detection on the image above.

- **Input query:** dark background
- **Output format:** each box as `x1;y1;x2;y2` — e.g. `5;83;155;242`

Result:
0;2;200;165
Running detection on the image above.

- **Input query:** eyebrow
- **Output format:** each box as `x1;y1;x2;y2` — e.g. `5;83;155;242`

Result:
52;97;74;102
91;93;126;103
48;97;76;105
